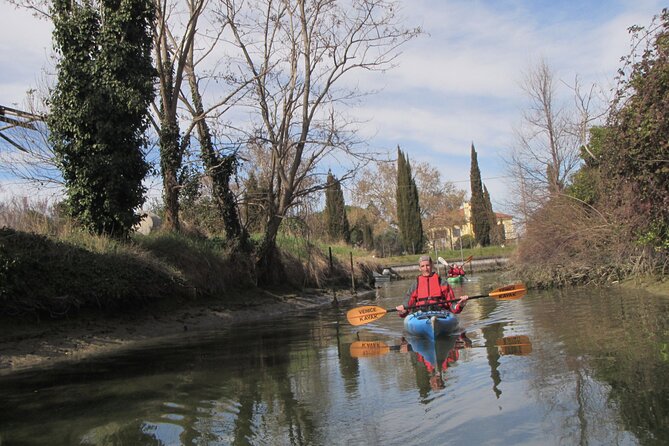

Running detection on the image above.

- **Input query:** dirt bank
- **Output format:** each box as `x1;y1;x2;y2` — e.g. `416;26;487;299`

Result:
0;289;366;375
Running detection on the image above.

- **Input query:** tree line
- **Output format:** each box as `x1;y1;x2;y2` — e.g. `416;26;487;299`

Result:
324;146;504;256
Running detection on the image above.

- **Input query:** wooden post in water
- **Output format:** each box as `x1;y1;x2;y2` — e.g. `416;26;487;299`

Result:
350;252;356;294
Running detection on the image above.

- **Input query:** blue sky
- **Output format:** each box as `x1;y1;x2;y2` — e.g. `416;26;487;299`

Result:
0;0;665;212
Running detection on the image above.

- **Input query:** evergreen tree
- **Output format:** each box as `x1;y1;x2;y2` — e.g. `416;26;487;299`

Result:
396;147;424;253
49;0;155;238
484;185;504;245
470;144;490;246
325;171;350;242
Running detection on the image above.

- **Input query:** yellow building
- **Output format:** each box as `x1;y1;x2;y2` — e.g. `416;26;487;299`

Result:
428;202;516;250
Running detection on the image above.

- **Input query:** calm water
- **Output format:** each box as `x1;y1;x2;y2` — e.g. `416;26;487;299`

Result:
1;273;668;445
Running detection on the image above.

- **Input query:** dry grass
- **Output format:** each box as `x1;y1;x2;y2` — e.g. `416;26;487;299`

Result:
511;195;667;288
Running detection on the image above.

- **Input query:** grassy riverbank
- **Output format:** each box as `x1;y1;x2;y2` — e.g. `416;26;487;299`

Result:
0;224;517;322
0;227;373;321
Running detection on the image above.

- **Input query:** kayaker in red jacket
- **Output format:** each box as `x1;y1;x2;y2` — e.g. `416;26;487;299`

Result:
448;263;465;277
395;255;468;317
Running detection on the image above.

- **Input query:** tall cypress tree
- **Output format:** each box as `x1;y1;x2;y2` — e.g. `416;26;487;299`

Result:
470;144;490;246
396;147;423;254
49;0;155;238
325;171;350;242
483;185;503;245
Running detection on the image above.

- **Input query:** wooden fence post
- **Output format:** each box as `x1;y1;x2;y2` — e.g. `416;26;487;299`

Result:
350;252;355;294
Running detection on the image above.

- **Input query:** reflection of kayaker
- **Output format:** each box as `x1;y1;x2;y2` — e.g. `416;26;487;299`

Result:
350;334;529;359
406;334;471;371
402;333;472;390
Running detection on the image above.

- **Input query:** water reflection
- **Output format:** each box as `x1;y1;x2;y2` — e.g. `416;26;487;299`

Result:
1;277;667;445
351;333;532;395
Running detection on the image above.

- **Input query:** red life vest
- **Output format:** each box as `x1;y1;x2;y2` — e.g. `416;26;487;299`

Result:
415;274;445;307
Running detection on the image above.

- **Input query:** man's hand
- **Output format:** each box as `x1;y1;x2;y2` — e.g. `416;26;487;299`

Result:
395;304;408;317
457;295;469;308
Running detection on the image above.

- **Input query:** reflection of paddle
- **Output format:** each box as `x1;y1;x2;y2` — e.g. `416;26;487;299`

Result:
350;335;533;358
349;341;392;358
346;283;527;326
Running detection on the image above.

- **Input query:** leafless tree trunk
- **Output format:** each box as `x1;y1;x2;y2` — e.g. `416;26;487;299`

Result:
218;0;420;284
152;0;206;232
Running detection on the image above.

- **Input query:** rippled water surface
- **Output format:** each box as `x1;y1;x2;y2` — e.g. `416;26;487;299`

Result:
1;273;668;445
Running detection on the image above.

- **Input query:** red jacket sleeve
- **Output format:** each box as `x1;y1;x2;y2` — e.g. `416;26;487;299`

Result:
440;282;463;313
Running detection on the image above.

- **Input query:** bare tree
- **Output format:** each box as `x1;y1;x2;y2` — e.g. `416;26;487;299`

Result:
152;0;207;232
351;158;397;223
0;0;59;195
506;59;606;226
218;0;421;283
0;91;62;192
351;158;464;226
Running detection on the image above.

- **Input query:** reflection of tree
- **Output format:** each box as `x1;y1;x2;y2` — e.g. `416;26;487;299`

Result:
477;298;507;399
0;325;326;445
337;334;360;397
527;287;669;445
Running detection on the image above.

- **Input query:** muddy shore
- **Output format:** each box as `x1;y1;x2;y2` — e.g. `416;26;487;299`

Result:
0;289;367;375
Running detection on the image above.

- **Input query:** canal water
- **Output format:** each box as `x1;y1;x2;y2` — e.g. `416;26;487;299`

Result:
1;273;668;445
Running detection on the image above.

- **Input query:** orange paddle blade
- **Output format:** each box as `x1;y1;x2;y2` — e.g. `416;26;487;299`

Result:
488;283;527;300
350;341;391;358
346;305;390;326
463;255;474;264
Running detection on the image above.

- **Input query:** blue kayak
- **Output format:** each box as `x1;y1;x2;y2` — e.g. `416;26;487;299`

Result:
404;310;459;340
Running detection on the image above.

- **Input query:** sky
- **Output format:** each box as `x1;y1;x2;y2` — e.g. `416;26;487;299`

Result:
0;0;665;213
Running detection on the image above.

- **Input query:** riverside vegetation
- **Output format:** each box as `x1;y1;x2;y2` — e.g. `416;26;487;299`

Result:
0;202;512;323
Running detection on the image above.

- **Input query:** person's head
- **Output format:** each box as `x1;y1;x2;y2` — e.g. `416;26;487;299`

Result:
418;255;433;276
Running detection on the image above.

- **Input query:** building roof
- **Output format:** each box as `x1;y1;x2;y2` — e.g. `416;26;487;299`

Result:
495;212;513;220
